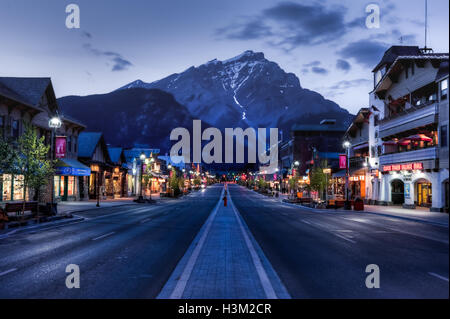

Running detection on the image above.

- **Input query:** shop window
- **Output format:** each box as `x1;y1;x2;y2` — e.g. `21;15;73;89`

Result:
13;175;24;201
441;125;448;148
2;174;12;201
54;176;60;197
0;116;4;135
68;176;75;196
60;176;65;196
441;80;448;101
11;120;19;138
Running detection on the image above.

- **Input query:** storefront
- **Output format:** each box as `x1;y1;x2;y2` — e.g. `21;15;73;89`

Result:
380;161;441;210
54;159;91;201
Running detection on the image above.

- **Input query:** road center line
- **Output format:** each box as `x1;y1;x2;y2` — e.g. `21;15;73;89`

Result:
428;272;449;282
0;268;18;277
92;231;115;241
168;186;225;299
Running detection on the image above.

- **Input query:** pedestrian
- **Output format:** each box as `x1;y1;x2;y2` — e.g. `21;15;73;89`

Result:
223;195;227;207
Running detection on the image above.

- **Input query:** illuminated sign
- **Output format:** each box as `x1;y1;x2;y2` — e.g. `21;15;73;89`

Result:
349;176;365;182
339;154;347;169
382;162;423;172
55;136;66;159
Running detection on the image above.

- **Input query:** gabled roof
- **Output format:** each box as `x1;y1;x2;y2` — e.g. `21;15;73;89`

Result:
78;132;105;159
372;46;422;72
124;148;160;163
436;61;449;82
108;147;124;164
344;108;371;137
0;77;51;108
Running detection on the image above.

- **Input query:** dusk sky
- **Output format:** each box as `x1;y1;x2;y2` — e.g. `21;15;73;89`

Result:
0;0;448;114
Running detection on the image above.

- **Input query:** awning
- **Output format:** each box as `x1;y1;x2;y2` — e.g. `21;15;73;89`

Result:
408;134;433;142
353;143;369;150
332;170;346;178
55;159;91;176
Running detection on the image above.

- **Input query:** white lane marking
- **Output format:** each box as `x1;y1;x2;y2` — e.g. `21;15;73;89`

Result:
91;231;115;241
169;187;225;299
302;220;312;225
229;192;278;299
140;217;152;224
333;233;356;244
428;272;449;282
0;268;18;277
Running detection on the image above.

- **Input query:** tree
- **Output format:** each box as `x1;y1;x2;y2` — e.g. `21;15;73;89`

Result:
308;163;328;200
169;168;181;197
15;123;54;217
193;177;201;188
0;133;18;193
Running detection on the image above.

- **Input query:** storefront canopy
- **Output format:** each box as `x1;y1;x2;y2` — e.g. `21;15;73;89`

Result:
55;159;91;176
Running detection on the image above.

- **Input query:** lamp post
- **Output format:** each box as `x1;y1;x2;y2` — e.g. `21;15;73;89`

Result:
48;116;62;214
343;141;351;209
138;152;146;202
148;157;154;200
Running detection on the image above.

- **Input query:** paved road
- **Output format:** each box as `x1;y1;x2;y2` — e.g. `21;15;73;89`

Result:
0;186;222;298
0;184;448;298
228;184;449;298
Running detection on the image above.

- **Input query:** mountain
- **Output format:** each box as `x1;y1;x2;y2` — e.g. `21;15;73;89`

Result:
58;88;195;151
117;50;353;133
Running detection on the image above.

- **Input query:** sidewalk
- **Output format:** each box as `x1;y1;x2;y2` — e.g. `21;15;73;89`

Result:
363;205;449;227
158;187;290;299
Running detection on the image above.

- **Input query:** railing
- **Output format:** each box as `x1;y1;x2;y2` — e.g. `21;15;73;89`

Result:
379;147;438;166
349;156;367;169
380;102;438;126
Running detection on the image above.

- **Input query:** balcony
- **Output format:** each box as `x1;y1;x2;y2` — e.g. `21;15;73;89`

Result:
379;147;438;166
349;156;368;170
379;102;438;139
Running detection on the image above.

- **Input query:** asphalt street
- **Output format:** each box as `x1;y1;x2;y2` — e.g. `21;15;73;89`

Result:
0;184;448;298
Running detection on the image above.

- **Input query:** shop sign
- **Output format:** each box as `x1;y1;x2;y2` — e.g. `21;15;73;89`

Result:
382;162;423;172
405;183;411;199
55;136;66;159
339;154;347;169
349;176;365;182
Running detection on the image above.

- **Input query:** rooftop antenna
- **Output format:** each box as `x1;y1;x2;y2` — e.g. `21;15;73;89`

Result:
422;0;433;53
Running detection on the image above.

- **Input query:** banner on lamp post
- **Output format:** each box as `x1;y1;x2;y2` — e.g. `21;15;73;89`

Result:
55;136;67;159
339;154;347;169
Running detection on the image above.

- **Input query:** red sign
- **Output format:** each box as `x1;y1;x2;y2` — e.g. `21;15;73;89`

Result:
55;136;66;159
382;162;423;172
339;154;347;169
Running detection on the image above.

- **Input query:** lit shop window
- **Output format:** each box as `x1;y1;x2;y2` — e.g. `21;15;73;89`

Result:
60;177;65;196
2;174;12;201
68;176;75;196
54;176;60;197
13;175;24;201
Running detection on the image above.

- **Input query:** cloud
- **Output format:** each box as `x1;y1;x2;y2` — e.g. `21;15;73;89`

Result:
337;39;388;68
83;43;133;72
216;2;361;50
336;59;351;72
81;31;92;39
329;79;372;90
311;66;329;75
303;61;321;67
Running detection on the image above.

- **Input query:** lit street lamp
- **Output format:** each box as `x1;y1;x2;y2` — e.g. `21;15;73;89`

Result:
343;141;351;209
138;152;146;202
48;116;61;213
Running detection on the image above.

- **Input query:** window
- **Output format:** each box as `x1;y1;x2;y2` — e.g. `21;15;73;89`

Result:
13;175;24;201
0;116;4;134
441;125;448;148
441;80;448;100
11;119;19;138
73;136;77;153
68;176;75;196
54;176;60;197
67;136;72;153
2;174;12;201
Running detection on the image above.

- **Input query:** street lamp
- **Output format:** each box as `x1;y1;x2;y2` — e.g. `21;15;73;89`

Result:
138;152;146;202
343;141;351;209
48;116;62;214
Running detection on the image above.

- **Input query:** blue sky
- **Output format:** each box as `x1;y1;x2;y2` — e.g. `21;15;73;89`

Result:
0;0;448;114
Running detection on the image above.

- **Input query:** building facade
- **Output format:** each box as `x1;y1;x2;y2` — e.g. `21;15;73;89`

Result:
370;46;449;212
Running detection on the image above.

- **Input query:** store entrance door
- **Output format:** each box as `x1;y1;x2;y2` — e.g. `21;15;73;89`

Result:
416;180;432;207
391;179;404;205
